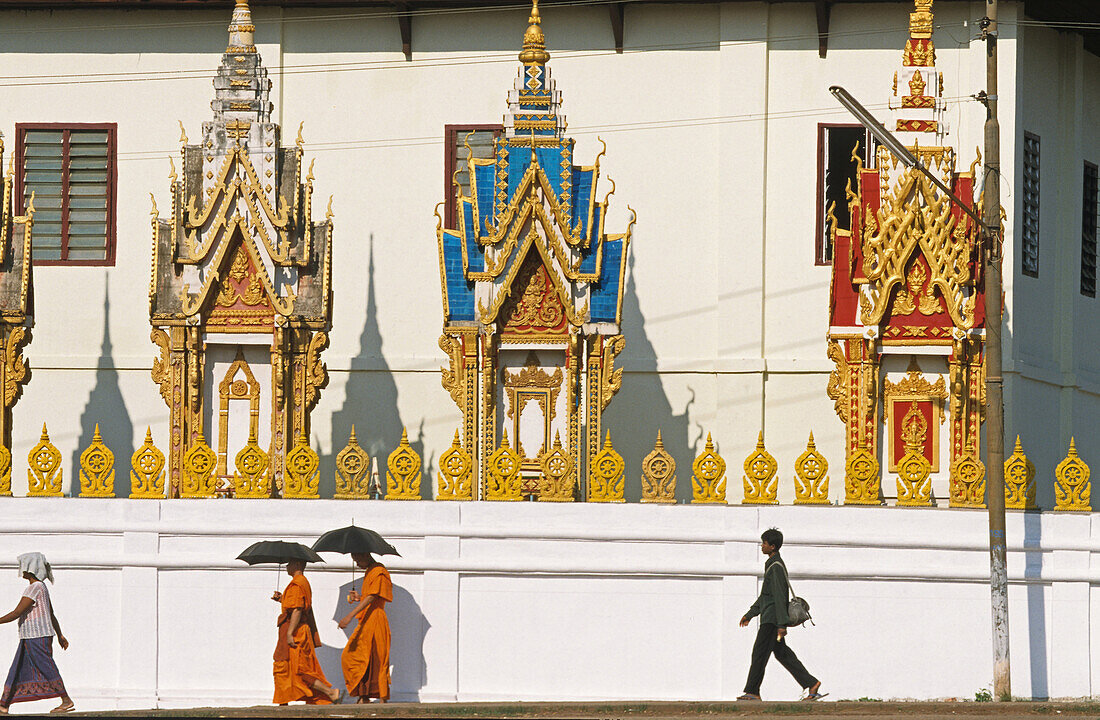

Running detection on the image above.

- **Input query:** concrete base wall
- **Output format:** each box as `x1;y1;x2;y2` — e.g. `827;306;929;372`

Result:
0;499;1091;711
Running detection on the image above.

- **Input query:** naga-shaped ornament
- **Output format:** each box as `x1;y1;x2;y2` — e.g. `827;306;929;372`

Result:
232;429;270;498
691;433;726;504
335;426;371;499
742;432;778;504
641;430;676;503
948;443;985;508
793;432;830;504
437;430;473;501
1055;438;1091;512
284;435;320;499
1003;435;1036;510
385;428;422;500
539;432;575;502
27;424;63;497
844;447;881;505
130;428;166;499
485;431;522;501
181;437;217;498
589;431;624;502
78;424;115;498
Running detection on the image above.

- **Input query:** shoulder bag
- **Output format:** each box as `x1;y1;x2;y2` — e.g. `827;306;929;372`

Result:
772;562;814;627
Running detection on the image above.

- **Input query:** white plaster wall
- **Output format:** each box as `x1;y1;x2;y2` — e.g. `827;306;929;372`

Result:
0;499;1094;711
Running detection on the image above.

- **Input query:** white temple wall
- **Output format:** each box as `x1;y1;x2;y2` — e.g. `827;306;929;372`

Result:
0;500;1096;710
0;2;1092;495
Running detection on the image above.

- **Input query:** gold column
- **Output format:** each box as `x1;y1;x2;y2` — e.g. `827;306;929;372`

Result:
566;333;580;496
270;324;288;496
585;336;602;495
479;333;497;499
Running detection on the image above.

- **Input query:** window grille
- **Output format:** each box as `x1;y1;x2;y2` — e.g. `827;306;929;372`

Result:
1021;132;1040;278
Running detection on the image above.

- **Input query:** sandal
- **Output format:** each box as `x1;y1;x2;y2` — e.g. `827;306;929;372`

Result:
738;693;761;701
50;701;75;714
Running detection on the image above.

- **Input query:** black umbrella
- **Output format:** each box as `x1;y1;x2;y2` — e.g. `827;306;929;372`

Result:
312;526;400;557
237;540;325;565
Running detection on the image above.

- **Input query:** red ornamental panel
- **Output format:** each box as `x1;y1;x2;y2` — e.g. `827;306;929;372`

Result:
888;398;939;472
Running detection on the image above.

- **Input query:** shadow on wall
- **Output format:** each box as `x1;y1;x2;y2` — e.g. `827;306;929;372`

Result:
69;274;134;496
316;576;429;699
1023;511;1049;699
323;237;427;499
602;250;700;503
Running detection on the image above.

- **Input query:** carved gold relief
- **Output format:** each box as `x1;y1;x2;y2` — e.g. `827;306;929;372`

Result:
742;432;778;505
27;424;62;497
78;424;115;498
437;430;474;501
641;430;676;503
895;401;933;506
130;428;166;499
1004;435;1036;510
302;331;328;410
948;445;985;508
385;428;422;501
232;429;270;498
794;432;830;505
3;326;29;409
285;435;320;499
0;444;10;497
503;351;563;421
826;341;849;423
1055;438;1091;512
485;430;522;501
538;432;575;502
181;437;217;498
589;431;624;502
600;335;625;411
844;446;880;505
691;433;726;504
150;328;172;407
335;426;371;499
439;334;466;409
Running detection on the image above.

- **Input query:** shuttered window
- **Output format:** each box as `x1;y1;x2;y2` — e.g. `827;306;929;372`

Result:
444;124;502;228
1083;162;1098;298
1021;132;1040;278
15;124;116;265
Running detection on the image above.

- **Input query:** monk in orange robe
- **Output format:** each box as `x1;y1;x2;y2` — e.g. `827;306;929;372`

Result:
272;559;340;705
339;552;392;703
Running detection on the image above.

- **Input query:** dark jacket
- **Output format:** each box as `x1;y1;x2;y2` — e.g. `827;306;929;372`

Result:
744;553;790;626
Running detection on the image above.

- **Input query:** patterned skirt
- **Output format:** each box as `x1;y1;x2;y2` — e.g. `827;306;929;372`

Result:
1;636;66;706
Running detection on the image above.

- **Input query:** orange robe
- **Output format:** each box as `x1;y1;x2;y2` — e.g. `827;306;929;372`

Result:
273;574;333;705
341;564;392;699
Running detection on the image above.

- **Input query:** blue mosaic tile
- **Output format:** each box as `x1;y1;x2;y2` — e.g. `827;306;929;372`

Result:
508;148;532;197
442;233;476;320
571;168;594;235
589;237;622;323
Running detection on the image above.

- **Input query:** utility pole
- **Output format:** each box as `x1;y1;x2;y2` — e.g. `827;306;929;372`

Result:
981;0;1010;702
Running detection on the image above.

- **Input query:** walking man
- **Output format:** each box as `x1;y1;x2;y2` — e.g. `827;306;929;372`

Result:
738;528;824;701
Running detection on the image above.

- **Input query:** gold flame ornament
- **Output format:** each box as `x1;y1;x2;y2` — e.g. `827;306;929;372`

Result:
0;444;11;497
691;433;726;504
844;447;881;505
641;431;676;503
181;437;217;498
485;431;522;501
232;429;270;498
130;428;166;499
793;432;830;504
589;431;625;502
742;432;778;505
335;426;371;499
948;443;985;508
27;424;63;497
284;435;320;499
437;430;473;501
539;432;575;502
1055;438;1091;512
385;428;422;500
1003;436;1036;510
78;424;115;498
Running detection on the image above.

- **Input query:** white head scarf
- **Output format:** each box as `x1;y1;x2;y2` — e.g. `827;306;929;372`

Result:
17;552;53;583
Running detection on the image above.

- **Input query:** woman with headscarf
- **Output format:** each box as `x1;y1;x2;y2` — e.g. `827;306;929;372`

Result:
338;552;392;703
0;552;74;714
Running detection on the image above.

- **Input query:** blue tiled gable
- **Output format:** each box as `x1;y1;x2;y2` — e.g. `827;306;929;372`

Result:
507;147;532;199
535;147;564;197
576;205;602;275
589;236;623;323
442;231;476;321
571;167;595;237
474;164;496;232
461;201;485;273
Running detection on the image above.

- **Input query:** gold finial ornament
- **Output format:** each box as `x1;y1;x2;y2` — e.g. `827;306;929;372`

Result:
641;430;676;503
78;424;116;497
181;437;217;498
231;428;270;498
0;444;11;497
519;0;550;65
335;426;371;499
285;434;320;498
130;427;166;499
742;432;778;504
227;0;256;53
27;424;63;497
1003;435;1036;509
794;432;830;504
385;428;422;500
1055;438;1091;511
691;433;726;504
437;430;473;501
844;447;881;505
485;431;522;501
949;443;985;508
539;432;575;502
589;431;625;502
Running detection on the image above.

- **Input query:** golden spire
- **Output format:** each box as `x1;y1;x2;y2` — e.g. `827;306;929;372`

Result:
519;0;550;65
227;0;256;53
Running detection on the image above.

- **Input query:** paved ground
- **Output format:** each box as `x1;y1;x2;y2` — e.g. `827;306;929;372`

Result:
68;701;1100;719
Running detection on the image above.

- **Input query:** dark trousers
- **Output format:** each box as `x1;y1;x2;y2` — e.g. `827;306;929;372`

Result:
743;622;817;695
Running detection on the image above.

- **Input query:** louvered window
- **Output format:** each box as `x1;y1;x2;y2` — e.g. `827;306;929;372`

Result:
1083;162;1098;298
15;124;116;265
444;124;503;228
1021;132;1040;278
